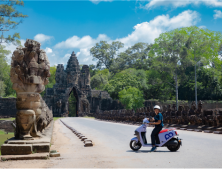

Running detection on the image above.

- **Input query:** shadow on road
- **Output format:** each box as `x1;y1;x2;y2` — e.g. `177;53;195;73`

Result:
126;150;172;153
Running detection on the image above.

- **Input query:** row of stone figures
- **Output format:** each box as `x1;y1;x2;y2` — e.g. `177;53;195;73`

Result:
92;101;222;127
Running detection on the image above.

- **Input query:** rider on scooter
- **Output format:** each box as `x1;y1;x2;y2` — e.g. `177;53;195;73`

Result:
147;105;164;152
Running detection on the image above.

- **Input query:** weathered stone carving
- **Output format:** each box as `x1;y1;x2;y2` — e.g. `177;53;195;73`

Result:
94;100;222;128
10;39;52;139
43;51;124;117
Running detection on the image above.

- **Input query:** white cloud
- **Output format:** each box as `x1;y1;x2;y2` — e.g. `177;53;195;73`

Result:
52;10;200;66
46;53;70;67
45;47;53;54
214;10;222;19
63;54;71;60
205;0;222;7
199;25;206;29
34;34;53;44
76;48;94;64
144;0;222;9
117;10;199;47
90;0;112;4
54;34;110;49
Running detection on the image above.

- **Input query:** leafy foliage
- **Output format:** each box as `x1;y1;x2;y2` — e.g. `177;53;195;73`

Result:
104;68;146;99
0;44;13;97
41;66;57;96
68;92;77;117
118;87;144;110
90;26;222;107
91;69;110;90
0;0;28;45
110;42;152;73
90;41;124;69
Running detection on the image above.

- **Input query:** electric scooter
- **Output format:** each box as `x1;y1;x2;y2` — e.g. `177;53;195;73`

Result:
130;118;182;152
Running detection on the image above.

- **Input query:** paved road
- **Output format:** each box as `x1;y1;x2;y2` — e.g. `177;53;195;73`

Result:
61;117;222;168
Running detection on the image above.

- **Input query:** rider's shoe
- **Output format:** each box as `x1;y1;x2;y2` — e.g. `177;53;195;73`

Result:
150;146;157;152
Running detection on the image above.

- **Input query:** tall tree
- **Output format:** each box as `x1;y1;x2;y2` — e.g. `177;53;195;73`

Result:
151;26;222;109
150;28;190;109
184;26;222;106
110;42;152;73
90;41;124;69
0;0;28;45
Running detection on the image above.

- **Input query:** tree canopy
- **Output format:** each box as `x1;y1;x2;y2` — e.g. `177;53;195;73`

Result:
88;26;222;110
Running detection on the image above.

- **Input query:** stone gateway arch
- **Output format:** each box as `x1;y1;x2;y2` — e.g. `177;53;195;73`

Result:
44;52;124;117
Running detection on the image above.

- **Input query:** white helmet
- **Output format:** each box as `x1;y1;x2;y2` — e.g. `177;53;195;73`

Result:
154;105;161;110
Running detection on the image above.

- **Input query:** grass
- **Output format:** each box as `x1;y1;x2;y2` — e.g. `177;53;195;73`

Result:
0;130;14;155
53;117;61;121
83;116;95;119
32;149;37;154
0;118;15;121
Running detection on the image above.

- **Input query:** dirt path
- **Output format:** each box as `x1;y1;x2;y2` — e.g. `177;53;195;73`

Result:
0;119;119;168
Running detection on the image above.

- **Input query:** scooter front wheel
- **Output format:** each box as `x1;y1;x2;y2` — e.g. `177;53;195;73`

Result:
130;140;142;151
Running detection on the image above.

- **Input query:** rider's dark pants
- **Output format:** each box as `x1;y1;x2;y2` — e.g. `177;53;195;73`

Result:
151;126;163;146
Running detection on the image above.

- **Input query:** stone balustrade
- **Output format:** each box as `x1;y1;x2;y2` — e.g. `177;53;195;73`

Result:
82;101;222;127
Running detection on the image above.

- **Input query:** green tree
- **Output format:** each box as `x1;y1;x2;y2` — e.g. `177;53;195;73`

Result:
179;66;222;101
68;92;77;117
150;28;190;109
41;66;56;96
0;80;5;96
0;44;11;96
110;42;152;73
104;68;147;99
119;87;144;110
89;64;99;77
0;0;28;45
90;41;124;69
185;26;222;106
90;69;110;90
150;26;222;108
145;69;175;101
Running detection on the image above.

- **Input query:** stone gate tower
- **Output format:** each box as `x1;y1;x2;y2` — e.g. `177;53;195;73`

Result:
44;51;123;117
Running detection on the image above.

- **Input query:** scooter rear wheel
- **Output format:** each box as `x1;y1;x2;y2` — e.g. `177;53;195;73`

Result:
130;140;142;151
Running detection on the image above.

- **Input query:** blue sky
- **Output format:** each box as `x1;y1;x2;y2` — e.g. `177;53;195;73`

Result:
3;0;222;67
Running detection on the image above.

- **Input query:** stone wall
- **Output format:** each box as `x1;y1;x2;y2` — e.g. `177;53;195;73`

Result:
93;100;222;127
0;120;15;132
0;98;16;118
144;100;222;110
